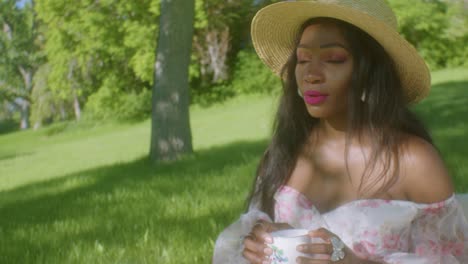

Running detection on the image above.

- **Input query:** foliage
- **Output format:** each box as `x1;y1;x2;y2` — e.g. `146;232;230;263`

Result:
191;0;255;86
30;63;71;128
85;79;152;122
230;49;281;96
388;0;468;69
35;0;160;121
191;49;281;106
190;82;236;106
0;0;42;128
3;0;466;127
0;68;467;262
0;118;19;134
0;0;39;92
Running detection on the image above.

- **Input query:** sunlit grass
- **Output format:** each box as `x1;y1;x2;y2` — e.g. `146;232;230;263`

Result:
0;69;467;263
0;93;276;263
412;68;468;191
0;142;265;263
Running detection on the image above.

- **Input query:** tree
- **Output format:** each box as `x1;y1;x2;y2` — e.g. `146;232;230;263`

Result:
388;0;468;69
0;0;40;129
150;0;195;162
192;0;254;85
35;0;160;122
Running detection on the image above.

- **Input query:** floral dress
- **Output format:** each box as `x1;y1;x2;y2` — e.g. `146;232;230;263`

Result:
213;186;468;263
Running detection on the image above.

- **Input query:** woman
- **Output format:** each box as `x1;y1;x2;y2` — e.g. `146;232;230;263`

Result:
213;0;468;263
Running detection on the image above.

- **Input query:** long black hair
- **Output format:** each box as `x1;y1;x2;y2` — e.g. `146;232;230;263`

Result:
247;17;433;218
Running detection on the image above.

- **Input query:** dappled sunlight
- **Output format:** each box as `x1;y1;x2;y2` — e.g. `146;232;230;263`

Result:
413;80;468;191
0;139;267;263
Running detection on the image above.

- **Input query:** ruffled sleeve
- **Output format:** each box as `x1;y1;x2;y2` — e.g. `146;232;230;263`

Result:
383;194;468;264
274;185;327;230
212;185;326;263
212;199;272;264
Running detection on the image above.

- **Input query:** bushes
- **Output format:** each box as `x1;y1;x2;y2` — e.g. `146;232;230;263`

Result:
190;49;282;106
231;50;282;95
30;64;72;128
85;84;152;122
388;0;468;70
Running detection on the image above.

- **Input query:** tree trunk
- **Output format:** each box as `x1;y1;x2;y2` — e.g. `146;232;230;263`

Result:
73;93;81;121
59;102;67;120
149;0;195;162
20;100;30;129
68;59;81;121
18;66;32;130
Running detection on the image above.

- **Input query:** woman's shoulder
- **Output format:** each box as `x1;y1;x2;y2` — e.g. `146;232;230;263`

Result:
399;135;455;204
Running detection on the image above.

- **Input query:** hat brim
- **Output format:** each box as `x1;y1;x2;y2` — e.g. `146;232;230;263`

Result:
251;1;430;103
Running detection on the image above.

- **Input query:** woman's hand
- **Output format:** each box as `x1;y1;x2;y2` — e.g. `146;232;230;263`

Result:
242;220;292;264
296;228;364;264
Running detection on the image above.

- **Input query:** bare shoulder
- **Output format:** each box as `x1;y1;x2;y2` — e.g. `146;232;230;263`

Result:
400;135;454;204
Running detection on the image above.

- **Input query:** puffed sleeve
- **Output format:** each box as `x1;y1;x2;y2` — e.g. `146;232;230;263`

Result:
383;194;468;264
212;198;272;264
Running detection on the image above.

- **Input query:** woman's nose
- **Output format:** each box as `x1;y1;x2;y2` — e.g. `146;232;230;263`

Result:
305;73;323;84
304;62;324;84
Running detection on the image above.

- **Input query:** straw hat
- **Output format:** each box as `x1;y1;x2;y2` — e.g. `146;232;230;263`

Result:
251;0;431;103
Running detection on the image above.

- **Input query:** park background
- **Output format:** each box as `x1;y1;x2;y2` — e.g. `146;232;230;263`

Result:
0;0;467;263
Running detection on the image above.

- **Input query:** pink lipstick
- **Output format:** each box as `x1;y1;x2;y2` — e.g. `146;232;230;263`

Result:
303;90;328;105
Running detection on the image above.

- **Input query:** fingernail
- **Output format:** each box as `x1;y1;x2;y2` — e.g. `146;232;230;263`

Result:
264;236;273;244
264;247;273;255
296;245;304;252
262;261;270;264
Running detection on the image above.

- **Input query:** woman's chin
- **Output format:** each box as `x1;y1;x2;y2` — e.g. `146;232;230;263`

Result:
305;105;327;119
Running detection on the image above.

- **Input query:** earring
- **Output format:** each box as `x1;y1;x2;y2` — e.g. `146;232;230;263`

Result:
361;91;366;102
298;89;303;98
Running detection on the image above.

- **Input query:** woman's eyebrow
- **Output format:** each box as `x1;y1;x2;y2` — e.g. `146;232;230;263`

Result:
297;42;349;51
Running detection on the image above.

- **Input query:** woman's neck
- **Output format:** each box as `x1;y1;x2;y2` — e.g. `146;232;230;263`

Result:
317;115;348;141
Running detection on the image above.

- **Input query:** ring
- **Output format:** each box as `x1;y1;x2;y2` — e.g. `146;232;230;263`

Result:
244;233;256;242
253;221;265;229
330;236;345;262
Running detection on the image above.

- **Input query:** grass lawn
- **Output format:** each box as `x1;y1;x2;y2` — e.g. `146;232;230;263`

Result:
0;68;467;263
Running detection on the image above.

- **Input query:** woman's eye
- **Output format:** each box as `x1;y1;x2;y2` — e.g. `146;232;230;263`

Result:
297;57;311;64
325;55;347;64
327;60;346;64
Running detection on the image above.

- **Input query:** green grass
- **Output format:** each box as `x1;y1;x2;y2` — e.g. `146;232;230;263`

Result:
0;68;467;263
0;94;277;263
412;67;468;191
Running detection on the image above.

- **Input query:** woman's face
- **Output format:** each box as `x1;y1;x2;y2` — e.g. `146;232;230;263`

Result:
295;23;354;120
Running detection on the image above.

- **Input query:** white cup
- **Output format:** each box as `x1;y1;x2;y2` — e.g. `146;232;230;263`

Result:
267;229;312;264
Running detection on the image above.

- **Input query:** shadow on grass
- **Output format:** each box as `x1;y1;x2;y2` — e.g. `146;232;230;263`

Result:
0;139;268;263
0;151;34;162
413;80;468;128
0;119;20;135
412;80;468;191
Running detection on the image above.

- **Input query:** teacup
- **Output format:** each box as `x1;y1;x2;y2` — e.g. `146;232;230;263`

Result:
267;229;311;264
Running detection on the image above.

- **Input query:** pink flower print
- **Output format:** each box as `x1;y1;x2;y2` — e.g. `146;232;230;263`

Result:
299;213;313;223
277;203;294;222
362;230;379;239
423;202;446;215
359;200;384;208
298;194;313;209
442;241;464;256
382;234;401;250
353;241;377;257
353;243;368;258
259;215;270;222
279;185;295;195
428;240;441;254
415;240;441;256
415;245;428;256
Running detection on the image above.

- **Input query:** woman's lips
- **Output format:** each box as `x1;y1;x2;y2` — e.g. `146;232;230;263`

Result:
303;90;328;105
